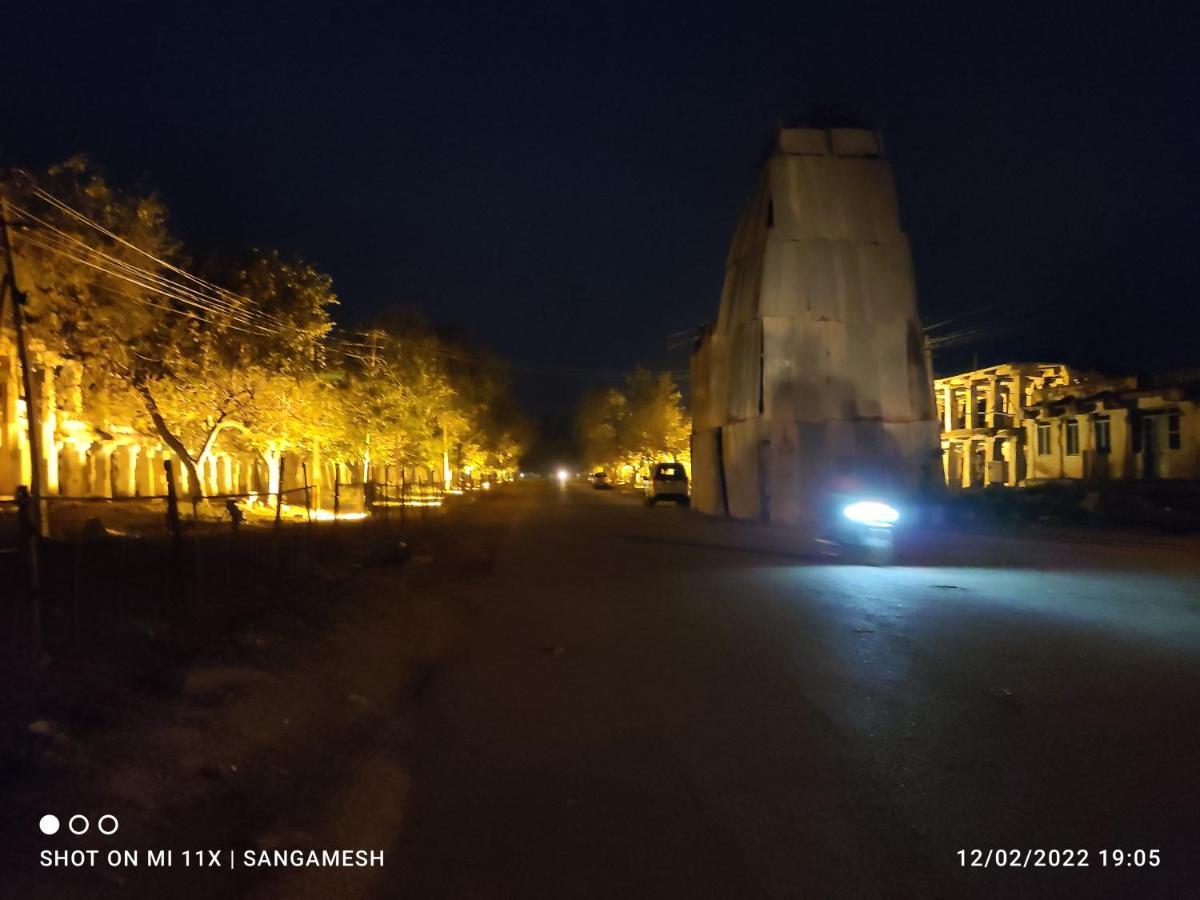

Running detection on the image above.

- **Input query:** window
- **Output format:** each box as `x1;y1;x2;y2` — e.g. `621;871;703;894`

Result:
1169;412;1181;450
1065;419;1079;456
1094;417;1111;454
1036;421;1052;455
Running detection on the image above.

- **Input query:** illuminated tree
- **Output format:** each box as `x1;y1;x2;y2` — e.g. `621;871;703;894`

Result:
575;368;690;477
4;158;527;500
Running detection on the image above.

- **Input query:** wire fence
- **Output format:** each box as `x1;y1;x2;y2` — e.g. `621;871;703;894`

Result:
0;463;468;674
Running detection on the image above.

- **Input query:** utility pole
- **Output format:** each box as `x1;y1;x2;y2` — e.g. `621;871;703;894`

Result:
1;198;45;538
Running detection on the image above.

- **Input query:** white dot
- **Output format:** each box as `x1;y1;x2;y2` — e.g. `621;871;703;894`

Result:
39;814;60;835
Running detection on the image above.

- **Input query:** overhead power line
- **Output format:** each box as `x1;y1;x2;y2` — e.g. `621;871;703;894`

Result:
6;173;691;383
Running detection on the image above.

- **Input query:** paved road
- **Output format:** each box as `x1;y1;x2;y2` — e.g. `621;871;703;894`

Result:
391;481;1200;898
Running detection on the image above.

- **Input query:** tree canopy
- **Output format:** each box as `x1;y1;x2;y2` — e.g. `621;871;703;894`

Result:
2;157;529;497
575;368;690;478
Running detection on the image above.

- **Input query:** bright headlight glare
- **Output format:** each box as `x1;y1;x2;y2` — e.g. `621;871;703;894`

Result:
843;500;899;526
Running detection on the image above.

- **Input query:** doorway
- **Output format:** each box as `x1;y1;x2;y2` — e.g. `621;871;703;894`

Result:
1141;415;1162;479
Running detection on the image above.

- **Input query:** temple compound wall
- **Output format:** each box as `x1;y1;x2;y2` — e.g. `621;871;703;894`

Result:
690;126;940;526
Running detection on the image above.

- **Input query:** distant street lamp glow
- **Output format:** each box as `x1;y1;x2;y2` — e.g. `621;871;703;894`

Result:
556;469;569;484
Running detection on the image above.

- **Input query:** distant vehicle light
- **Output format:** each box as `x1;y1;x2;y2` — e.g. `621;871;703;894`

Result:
843;500;899;527
556;469;569;483
482;480;491;490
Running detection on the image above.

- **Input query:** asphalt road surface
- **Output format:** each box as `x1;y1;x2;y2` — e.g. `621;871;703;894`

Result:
390;481;1200;899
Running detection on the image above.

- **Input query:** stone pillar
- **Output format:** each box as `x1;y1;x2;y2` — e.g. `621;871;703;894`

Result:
988;376;1000;428
216;454;233;495
135;447;156;497
170;455;189;498
112;444;139;498
61;442;89;496
89;443;114;498
1007;437;1021;486
264;448;281;505
965;383;978;430
1011;375;1026;425
0;351;18;495
942;384;954;432
34;364;59;494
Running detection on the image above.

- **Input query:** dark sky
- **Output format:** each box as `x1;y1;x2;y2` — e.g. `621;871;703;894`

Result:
5;2;1199;426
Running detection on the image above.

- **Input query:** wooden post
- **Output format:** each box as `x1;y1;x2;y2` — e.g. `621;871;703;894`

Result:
164;461;182;546
163;460;182;613
274;456;286;534
273;456;286;569
1;200;46;539
301;462;313;545
15;485;40;655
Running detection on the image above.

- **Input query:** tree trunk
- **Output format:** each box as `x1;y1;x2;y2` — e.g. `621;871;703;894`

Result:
135;383;205;500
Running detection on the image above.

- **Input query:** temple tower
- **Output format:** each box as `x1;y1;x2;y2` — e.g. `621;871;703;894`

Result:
691;124;939;525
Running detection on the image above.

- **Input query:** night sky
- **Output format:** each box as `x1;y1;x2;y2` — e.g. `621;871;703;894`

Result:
5;2;1198;428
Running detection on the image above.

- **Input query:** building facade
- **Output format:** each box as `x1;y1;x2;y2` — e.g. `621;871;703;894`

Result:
934;363;1079;488
933;363;1200;487
691;125;940;525
1;335;441;513
1024;372;1200;483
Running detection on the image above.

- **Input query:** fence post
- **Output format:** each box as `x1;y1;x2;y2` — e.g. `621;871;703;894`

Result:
273;456;286;569
302;462;313;544
333;471;341;531
164;462;182;545
382;466;391;522
16;485;41;659
163;461;182;614
274;457;286;534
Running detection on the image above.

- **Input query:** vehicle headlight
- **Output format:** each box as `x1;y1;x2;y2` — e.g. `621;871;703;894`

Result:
843;500;899;526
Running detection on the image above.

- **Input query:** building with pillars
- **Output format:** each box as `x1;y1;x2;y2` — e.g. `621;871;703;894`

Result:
1023;371;1200;483
0;334;411;511
933;363;1075;489
1;335;276;502
935;363;1200;487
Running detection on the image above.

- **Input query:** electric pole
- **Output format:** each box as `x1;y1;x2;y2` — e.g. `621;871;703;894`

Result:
1;197;45;539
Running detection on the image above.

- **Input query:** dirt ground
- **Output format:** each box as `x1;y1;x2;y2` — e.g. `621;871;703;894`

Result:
1;494;515;899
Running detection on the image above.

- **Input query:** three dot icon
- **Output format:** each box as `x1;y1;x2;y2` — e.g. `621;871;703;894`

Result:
40;814;118;835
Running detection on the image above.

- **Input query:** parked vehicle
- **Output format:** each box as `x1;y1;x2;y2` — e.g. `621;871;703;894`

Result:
591;471;613;490
644;463;689;506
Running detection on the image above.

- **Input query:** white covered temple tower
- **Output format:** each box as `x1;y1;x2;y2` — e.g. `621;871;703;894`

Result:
690;123;940;525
